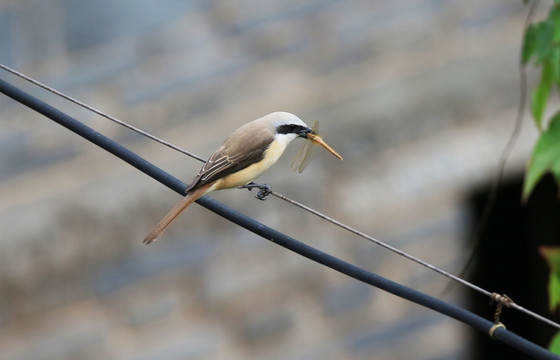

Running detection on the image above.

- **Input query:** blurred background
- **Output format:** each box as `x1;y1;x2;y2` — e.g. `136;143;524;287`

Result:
0;1;557;359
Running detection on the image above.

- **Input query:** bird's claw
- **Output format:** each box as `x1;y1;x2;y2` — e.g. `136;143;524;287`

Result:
256;186;272;200
242;182;272;200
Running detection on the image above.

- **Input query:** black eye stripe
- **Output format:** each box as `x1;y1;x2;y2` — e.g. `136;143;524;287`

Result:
276;124;307;134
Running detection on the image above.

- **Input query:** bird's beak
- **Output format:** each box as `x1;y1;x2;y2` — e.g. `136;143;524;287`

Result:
307;133;343;160
297;128;313;138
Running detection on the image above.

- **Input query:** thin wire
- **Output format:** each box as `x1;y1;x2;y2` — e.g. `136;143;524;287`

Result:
272;191;560;330
271;191;492;297
0;64;205;163
0;62;486;293
2;63;560;331
2;77;557;358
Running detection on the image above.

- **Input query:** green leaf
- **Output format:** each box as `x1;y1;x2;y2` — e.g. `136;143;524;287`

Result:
551;49;560;87
550;331;560;355
523;113;560;200
535;21;555;63
523;6;560;65
531;65;551;129
522;24;538;65
541;247;560;312
552;7;560;43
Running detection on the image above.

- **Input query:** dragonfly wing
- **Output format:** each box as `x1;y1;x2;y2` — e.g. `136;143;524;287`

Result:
291;119;320;173
291;140;312;173
297;142;317;173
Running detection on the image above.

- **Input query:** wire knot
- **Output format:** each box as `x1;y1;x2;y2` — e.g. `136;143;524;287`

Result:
488;293;513;338
490;293;514;312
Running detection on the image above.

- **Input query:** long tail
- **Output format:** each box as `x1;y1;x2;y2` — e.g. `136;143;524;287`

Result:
143;185;210;244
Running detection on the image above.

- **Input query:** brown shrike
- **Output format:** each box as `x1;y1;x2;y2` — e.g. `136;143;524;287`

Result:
144;111;342;244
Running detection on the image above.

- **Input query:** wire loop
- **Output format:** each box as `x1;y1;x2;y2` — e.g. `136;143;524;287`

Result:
489;322;507;339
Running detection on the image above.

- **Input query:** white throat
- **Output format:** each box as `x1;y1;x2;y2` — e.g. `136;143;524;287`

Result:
274;132;298;145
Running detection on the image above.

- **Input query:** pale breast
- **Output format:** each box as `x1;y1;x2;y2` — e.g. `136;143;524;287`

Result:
216;135;290;189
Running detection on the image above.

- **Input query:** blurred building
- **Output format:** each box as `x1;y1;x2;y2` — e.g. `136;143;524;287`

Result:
0;1;545;359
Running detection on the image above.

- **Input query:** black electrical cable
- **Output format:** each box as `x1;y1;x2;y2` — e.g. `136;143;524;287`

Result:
0;77;557;360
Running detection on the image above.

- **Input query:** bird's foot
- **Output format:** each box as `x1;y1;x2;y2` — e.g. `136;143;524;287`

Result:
242;182;272;200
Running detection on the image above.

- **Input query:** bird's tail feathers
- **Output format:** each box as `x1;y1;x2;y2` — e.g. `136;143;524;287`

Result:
143;185;210;244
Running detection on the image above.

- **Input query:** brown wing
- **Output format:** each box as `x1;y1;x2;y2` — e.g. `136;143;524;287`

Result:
186;125;275;192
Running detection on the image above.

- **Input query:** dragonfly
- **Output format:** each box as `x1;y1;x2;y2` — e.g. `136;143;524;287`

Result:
291;120;343;173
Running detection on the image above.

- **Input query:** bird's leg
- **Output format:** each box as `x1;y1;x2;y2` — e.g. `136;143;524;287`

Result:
241;182;272;200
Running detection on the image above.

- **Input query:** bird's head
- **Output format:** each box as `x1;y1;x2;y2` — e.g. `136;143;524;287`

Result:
268;112;342;160
270;112;312;140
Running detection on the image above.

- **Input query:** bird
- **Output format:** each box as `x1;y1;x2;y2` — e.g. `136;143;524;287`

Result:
143;111;342;244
